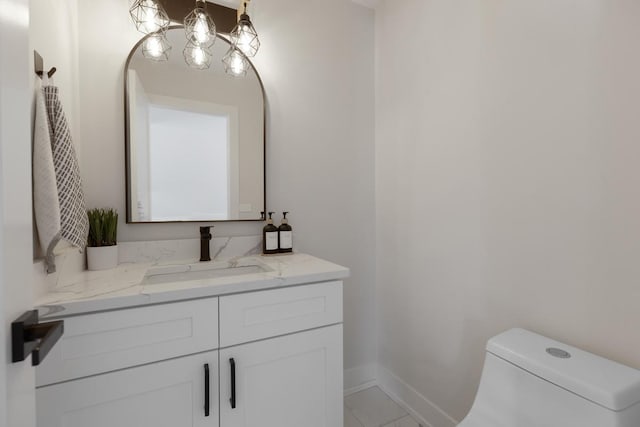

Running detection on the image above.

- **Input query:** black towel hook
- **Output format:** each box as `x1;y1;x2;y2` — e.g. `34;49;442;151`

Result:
34;50;57;80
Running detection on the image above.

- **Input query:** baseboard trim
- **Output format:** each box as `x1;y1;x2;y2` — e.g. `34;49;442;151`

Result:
377;365;458;427
344;364;377;396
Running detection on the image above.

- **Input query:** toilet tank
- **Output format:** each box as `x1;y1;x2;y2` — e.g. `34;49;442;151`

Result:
459;329;640;427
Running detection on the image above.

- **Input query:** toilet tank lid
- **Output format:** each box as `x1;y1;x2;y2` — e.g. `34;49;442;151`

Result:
486;328;640;411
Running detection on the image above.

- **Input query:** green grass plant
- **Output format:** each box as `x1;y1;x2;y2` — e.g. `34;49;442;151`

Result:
87;208;118;247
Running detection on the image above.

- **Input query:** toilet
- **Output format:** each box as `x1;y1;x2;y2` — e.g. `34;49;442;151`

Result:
459;328;640;427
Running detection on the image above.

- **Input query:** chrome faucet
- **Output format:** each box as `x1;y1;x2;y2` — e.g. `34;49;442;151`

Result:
200;226;213;262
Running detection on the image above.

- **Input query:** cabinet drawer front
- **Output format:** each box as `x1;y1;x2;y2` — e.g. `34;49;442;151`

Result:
219;281;342;347
36;298;218;386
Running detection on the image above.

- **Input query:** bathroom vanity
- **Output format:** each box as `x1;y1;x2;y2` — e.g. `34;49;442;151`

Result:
34;253;348;427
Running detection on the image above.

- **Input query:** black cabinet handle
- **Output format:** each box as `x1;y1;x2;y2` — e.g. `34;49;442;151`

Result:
11;310;63;366
204;363;210;417
229;358;236;409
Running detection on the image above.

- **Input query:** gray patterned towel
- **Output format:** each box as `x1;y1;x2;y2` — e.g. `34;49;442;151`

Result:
34;85;89;273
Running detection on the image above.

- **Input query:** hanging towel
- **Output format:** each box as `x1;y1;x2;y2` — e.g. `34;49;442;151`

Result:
33;88;62;272
33;85;89;273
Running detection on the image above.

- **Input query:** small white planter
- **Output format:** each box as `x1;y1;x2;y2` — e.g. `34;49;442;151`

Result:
87;245;118;271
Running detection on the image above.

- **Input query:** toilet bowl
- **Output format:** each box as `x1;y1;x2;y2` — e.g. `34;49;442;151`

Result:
459;328;640;427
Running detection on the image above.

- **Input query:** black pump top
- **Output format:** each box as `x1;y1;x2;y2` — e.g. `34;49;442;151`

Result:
280;212;290;225
265;212;276;225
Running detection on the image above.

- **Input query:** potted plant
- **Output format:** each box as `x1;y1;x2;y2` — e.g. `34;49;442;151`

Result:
86;208;119;271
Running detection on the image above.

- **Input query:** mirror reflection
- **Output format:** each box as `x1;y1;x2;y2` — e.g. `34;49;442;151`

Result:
125;26;265;223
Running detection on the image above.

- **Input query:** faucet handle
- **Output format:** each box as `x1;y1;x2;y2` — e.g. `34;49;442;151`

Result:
200;226;213;239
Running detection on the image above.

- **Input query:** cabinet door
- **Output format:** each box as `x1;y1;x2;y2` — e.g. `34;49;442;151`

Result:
37;351;219;427
220;325;343;427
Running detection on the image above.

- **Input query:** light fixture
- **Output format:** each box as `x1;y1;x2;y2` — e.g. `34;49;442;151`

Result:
183;41;213;70
184;0;216;48
129;0;170;35
229;2;260;57
129;0;261;74
142;33;172;61
222;47;249;77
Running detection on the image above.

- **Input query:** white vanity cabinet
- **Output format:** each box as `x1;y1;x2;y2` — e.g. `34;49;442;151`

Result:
36;280;344;427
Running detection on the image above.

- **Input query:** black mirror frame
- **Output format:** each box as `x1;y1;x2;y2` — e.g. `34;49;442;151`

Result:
123;25;266;224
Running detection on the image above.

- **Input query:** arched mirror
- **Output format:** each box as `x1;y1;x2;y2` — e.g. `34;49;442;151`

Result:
125;26;265;223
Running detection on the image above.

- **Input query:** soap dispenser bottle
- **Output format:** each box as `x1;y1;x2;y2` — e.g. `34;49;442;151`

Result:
278;212;293;253
262;212;279;255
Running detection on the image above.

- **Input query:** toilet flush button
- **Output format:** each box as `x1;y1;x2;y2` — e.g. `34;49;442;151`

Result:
546;348;571;359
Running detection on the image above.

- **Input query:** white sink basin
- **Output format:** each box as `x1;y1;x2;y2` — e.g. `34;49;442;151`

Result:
143;259;271;285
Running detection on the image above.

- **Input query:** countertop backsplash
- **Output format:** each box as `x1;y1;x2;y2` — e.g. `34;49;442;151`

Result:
117;235;262;264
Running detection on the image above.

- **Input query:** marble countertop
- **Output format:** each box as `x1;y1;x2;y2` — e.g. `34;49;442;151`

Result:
36;253;349;319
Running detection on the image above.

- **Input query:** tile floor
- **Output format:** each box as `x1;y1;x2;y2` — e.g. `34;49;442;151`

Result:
344;386;423;427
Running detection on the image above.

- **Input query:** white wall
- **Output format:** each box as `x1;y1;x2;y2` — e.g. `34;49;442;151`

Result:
29;0;82;288
2;0;38;425
72;0;376;379
29;0;79;159
376;0;640;424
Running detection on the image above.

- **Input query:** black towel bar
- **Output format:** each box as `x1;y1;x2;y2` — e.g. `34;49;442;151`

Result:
11;310;63;366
